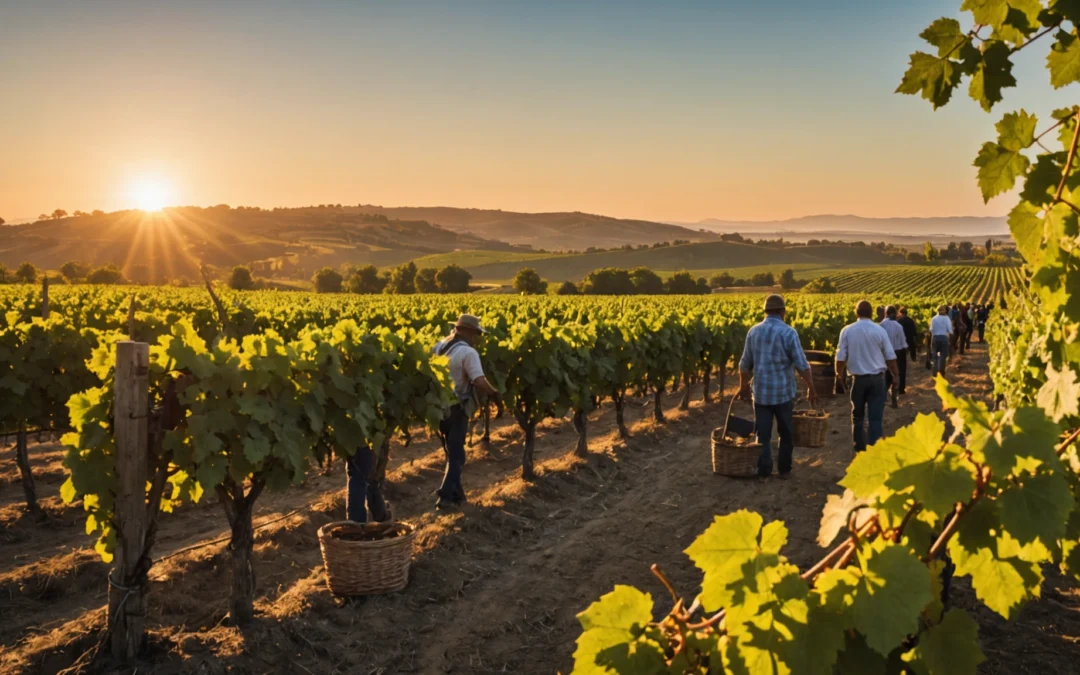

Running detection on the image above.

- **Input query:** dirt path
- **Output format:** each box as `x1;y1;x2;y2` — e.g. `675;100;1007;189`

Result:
1;342;1077;674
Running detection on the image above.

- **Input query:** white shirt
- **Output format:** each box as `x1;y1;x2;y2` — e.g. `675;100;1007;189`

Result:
879;318;908;351
930;314;954;337
836;319;896;376
433;338;485;403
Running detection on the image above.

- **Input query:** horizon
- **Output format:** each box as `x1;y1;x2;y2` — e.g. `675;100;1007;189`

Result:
2;1;1073;225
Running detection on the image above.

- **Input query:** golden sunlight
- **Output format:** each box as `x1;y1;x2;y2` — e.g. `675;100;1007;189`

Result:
127;175;174;212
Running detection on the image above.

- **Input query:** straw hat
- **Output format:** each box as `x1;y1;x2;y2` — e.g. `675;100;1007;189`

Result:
452;314;486;334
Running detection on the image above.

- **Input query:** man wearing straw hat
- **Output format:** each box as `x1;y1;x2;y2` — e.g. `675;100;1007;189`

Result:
432;314;499;510
737;294;818;481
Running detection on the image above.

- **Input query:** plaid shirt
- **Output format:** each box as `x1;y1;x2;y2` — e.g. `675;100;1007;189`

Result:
739;315;811;406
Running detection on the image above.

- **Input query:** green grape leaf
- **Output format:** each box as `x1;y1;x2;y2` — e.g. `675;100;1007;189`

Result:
974;110;1036;202
1020;155;1063;206
1048;30;1080;89
887;440;975;520
999;472;1074;550
968;41;1016;111
833;632;889;675
1036;363;1080;422
897;52;963;109
1007;200;1045;266
902;609;986;675
920;18;968;58
841;413;946;502
850;541;932;656
685;510;787;612
962;0;1041;44
571;585;664;675
950;544;1042;619
818;489;873;548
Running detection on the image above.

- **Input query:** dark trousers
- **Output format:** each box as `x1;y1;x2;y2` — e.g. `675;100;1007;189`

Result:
978;322;985;342
885;349;908;394
346;446;388;523
438;405;468;502
851;373;887;452
754;399;795;477
932;335;950;376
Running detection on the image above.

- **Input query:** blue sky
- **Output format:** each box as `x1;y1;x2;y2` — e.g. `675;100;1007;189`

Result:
1;0;1074;222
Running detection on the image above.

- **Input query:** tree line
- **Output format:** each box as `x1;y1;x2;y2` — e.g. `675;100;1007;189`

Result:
510;267;807;296
226;261;475;294
0;260;127;285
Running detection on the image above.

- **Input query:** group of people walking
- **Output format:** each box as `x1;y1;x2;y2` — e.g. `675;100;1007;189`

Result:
928;301;992;377
738;294;983;480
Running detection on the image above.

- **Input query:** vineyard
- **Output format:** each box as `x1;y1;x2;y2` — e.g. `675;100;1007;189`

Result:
825;265;1023;302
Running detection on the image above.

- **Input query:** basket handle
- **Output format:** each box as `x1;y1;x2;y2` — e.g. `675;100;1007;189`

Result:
721;394;752;439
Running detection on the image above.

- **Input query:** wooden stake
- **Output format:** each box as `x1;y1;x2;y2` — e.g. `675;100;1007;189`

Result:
110;341;150;662
41;276;49;319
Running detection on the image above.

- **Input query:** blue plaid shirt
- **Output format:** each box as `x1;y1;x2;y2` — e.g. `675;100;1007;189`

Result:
739;315;811;406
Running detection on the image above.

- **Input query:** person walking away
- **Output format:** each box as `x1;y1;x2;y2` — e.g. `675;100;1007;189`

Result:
977;304;989;343
880;305;908;406
930;305;953;378
875;305;885;322
835;300;899;453
898;307;918;361
972;302;980;349
737;294;819;481
952;305;967;355
432;314;499;510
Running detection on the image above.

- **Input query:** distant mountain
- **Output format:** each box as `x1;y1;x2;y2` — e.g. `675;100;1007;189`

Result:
679;214;1009;238
0;205;515;282
352;205;718;251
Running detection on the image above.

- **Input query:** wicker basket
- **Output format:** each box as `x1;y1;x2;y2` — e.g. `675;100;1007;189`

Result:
318;520;416;596
805;350;836;398
792;409;829;447
711;428;762;477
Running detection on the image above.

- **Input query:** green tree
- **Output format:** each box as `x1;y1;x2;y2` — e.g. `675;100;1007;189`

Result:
14;262;36;283
709;272;735;289
924;241;939;261
229;265;255;290
513;267;548;295
779;268;798;289
906;251;927;263
750;271;775;286
556;280;579;295
51;209;68;220
415;267;438;293
629;267;664;294
86;264;125;285
60;261;89;282
958;240;975;259
803;276;837;293
312;267;343;293
581;267;634;295
435;264;471;293
985;238;993;254
384;262;417;294
664;271;699;294
344;264;385;294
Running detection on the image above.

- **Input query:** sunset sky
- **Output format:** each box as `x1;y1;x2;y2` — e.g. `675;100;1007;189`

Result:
1;0;1075;224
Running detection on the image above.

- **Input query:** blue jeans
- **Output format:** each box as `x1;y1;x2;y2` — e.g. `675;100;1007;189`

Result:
932;335;950;376
851;374;887;452
345;447;388;523
754;400;795;477
438;405;468;502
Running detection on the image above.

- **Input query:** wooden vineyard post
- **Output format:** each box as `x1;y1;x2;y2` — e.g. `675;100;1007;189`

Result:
110;341;150;662
41;275;49;319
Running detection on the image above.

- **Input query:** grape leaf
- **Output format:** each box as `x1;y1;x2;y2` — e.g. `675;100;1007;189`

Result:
818;489;873;548
1048;30;1080;89
887;441;975;520
685;510;787;612
1008;200;1045;266
920;18;969;58
841;413;946;501
571;585;664;675
1036;363;1080;422
1020;155;1064;206
969;41;1016;111
902;609;986;675
897;53;963;109
950;543;1043;619
850;541;932;656
999;472;1074;550
974;110;1037;202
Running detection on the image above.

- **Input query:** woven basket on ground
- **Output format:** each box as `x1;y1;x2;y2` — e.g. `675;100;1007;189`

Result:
792;409;830;448
318;520;416;596
711;428;761;477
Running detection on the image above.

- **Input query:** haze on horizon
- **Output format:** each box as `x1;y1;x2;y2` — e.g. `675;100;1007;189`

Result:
1;0;1075;225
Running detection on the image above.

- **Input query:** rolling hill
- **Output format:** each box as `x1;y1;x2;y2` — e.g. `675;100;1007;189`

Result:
350;205;719;251
681;214;1009;238
449;241;904;282
0;205;516;282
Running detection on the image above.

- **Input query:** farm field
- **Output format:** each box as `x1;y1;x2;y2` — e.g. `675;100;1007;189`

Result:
825;265;1024;304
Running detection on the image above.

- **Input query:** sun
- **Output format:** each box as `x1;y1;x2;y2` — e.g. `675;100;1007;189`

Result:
128;176;174;212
